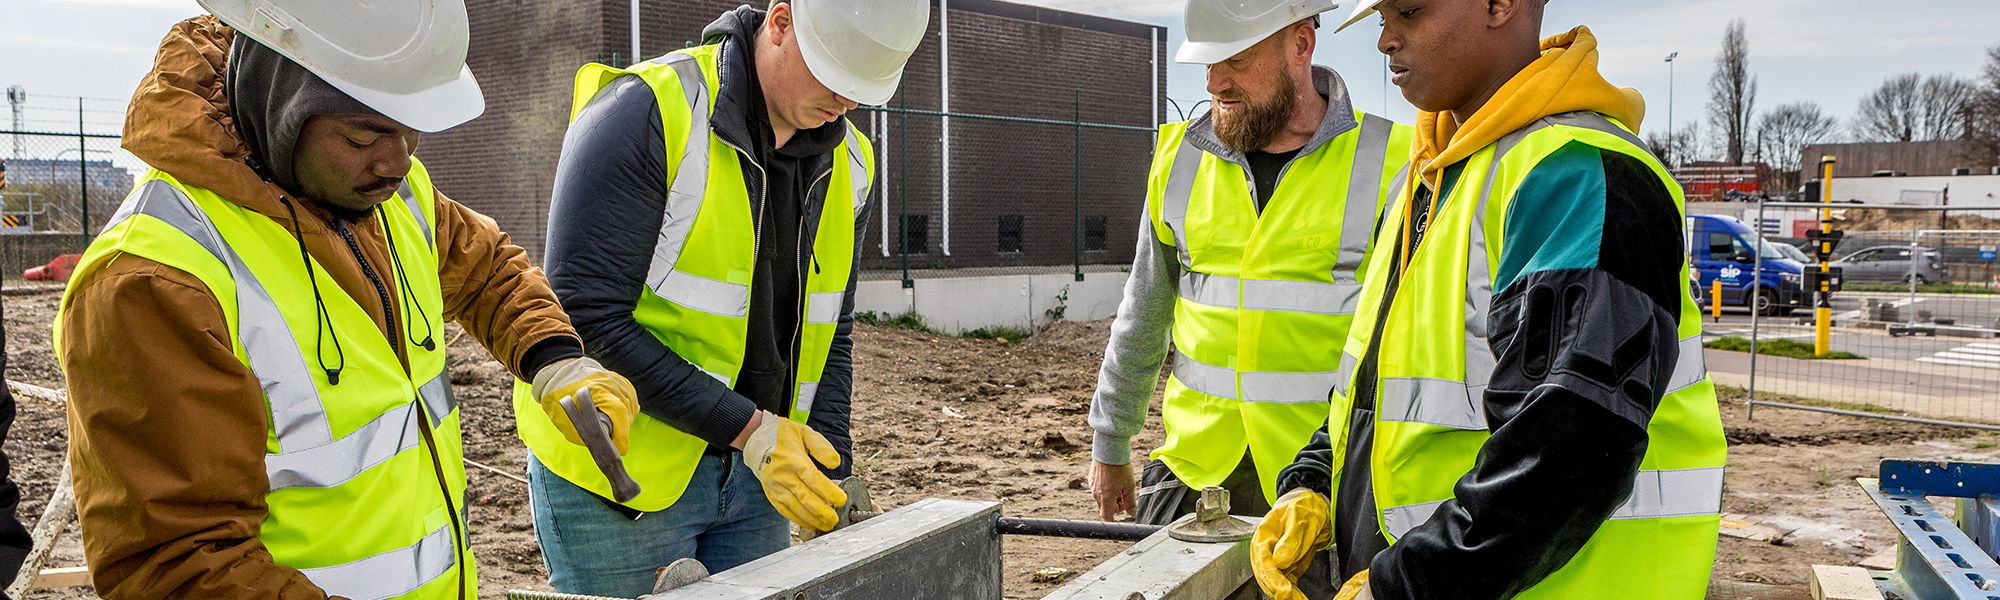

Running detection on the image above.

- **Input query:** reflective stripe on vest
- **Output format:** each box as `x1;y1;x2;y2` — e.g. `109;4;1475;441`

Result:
1178;272;1365;316
397;179;432;246
298;524;456;599
1381;466;1726;539
1172;354;1340;404
112;181;458;493
643;55;744;317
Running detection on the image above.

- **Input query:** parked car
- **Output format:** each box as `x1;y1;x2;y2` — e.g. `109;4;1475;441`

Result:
1687;215;1807;316
1830;246;1949;284
1772;240;1814;264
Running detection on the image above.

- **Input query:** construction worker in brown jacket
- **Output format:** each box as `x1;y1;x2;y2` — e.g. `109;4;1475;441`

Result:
55;1;639;597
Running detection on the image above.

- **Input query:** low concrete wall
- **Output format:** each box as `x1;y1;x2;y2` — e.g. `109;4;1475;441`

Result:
856;269;1130;334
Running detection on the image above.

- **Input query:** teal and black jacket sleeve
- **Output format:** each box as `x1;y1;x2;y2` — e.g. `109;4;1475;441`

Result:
1369;142;1688;599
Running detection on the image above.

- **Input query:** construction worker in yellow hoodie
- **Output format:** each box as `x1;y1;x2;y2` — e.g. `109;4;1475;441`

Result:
1249;1;1727;599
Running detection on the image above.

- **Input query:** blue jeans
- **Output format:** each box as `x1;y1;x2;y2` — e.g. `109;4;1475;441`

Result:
529;452;789;596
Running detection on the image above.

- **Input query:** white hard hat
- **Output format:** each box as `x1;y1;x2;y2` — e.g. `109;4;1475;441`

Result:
792;0;929;106
198;0;485;132
1332;0;1386;33
1176;0;1340;65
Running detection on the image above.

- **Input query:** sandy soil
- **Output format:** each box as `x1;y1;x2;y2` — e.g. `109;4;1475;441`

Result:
2;288;1990;599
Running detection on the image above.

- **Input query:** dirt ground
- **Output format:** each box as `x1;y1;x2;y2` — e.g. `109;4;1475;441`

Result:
3;287;1995;599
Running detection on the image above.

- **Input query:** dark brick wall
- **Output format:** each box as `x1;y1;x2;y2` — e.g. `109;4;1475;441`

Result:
1802;140;2000;179
419;0;606;261
430;0;1165;269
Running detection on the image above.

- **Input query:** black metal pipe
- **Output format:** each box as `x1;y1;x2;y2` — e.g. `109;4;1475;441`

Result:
996;517;1161;542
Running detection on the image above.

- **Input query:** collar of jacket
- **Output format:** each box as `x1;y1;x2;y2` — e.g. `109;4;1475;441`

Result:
701;6;847;165
1184;65;1361;171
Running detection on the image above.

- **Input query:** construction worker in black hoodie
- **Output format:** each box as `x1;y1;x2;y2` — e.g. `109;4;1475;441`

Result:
520;1;928;595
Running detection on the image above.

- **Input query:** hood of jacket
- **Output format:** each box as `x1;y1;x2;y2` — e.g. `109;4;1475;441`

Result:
1411;26;1646;189
122;16;308;223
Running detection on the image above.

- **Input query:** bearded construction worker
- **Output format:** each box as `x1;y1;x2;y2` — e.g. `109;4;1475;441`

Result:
1249;1;1728;599
56;1;642;598
1087;0;1409;594
518;1;924;594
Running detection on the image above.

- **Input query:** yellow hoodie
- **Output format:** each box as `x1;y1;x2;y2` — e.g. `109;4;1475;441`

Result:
1411;26;1647;191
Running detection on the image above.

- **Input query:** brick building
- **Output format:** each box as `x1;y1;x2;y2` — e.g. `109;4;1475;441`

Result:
421;0;1167;270
1800;140;2000;179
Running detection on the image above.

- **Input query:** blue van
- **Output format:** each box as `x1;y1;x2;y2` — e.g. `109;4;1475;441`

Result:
1687;214;1807;315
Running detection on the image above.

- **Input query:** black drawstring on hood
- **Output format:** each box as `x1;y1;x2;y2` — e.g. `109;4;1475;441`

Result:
377;204;436;352
277;194;346;385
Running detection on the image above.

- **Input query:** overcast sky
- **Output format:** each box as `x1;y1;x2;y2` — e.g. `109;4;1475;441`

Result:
4;0;1996;140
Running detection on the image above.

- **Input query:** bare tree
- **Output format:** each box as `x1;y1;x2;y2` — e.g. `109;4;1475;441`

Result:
1966;44;2000;163
1645;121;1705;168
1853;72;1979;142
1757;102;1840;174
1707;19;1757;164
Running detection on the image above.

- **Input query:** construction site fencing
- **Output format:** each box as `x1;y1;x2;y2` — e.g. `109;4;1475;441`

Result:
850;101;1158;287
2;93;138;280
1726;199;2000;430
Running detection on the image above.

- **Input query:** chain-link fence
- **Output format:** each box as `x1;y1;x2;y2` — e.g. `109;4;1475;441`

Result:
850;102;1157;286
1714;199;2000;429
2;93;138;280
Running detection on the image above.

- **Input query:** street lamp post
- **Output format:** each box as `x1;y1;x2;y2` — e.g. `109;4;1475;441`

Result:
1665;51;1679;166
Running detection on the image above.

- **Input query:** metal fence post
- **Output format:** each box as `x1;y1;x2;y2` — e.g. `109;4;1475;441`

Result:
898;97;912;289
1072;89;1083;283
77;97;89;251
1749;197;1764;420
1910;227;1921;322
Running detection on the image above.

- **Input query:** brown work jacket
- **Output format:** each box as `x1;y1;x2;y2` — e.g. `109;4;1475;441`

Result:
58;16;577;598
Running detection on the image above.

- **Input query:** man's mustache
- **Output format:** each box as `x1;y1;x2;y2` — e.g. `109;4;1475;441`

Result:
355;178;403;195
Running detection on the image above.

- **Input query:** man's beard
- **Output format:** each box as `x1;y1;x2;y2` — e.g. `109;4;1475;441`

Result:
1212;74;1297;153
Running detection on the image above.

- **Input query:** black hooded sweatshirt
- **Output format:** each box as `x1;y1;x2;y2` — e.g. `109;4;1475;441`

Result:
543;6;863;484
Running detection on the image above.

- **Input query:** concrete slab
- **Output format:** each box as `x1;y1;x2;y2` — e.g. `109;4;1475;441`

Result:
1040;517;1262;600
648;498;1003;600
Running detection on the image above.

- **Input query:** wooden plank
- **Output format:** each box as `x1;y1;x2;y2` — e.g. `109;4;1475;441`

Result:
8;457;74;598
1720;513;1795;544
6;380;66;408
1707;580;1806;600
31;566;90;590
1809;565;1884;600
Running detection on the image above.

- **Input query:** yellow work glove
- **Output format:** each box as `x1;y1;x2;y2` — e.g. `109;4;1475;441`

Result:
1252;488;1332;600
531;357;639;454
1334;570;1372;600
742;411;848;532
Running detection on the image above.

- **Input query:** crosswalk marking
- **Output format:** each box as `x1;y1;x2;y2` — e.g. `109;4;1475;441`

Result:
1918;343;2000;370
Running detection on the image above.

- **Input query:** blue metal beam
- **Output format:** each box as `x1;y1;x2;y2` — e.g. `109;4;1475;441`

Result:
1860;479;2000;599
1880;460;2000;498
